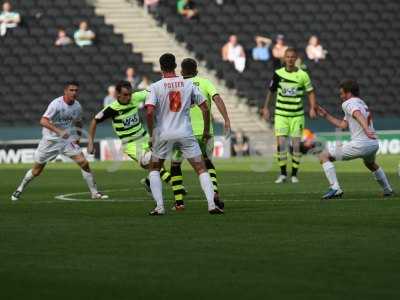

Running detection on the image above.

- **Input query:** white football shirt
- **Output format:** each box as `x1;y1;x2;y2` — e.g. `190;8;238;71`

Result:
146;75;205;140
342;97;377;144
42;96;82;141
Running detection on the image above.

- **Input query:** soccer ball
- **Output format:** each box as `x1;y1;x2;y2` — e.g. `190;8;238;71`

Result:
139;150;152;169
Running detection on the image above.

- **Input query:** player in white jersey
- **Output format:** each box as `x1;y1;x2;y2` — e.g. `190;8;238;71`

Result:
11;81;108;201
145;53;223;215
317;79;393;199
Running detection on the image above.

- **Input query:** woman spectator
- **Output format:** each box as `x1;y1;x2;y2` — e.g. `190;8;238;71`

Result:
221;34;246;73
306;35;327;62
55;28;72;46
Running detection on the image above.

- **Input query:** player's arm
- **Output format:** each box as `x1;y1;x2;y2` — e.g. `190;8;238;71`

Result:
74;120;83;144
39;117;69;138
212;94;231;134
317;106;348;129
352;110;376;139
261;72;279;121
145;105;155;147
307;90;317;119
87;106;117;154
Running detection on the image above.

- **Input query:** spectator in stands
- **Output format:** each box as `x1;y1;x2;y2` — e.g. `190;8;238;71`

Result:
137;75;151;90
306;35;328;63
74;21;95;47
54;28;72;47
103;85;116;107
144;0;159;14
125;67;141;90
252;35;272;62
272;34;288;69
222;34;246;73
0;1;20;37
177;0;199;20
231;130;250;157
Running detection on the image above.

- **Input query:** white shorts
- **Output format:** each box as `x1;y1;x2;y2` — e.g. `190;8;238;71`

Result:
152;136;202;160
34;138;82;164
328;141;379;164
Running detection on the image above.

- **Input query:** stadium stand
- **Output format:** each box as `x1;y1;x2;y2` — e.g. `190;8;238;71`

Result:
140;0;400;116
0;0;159;125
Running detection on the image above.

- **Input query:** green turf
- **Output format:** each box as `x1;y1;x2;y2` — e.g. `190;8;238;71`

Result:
1;155;400;300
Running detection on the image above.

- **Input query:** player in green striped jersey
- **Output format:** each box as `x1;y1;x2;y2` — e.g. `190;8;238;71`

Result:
261;48;317;183
170;58;231;211
87;81;172;190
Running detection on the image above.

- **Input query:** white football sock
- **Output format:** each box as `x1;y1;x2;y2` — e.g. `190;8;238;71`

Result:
149;170;164;209
81;169;98;194
199;172;216;210
17;169;35;192
373;167;392;193
322;161;340;190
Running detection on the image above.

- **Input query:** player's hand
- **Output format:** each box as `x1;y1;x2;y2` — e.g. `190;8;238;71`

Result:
365;129;377;140
224;121;231;137
317;106;328;118
59;130;70;139
309;107;317;119
260;107;270;121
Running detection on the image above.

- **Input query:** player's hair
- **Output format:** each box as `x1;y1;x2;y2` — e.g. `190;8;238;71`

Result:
159;53;177;72
285;47;298;55
340;79;360;96
115;80;132;93
64;81;80;88
181;58;198;78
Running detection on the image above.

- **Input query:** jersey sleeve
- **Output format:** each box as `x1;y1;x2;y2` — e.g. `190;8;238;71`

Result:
191;83;205;106
132;90;149;106
145;85;157;107
42;101;58;119
94;106;118;123
303;71;314;92
268;72;280;92
205;79;219;99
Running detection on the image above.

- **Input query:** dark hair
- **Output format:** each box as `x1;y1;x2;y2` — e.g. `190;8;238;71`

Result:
64;81;79;88
159;53;177;72
115;80;132;93
181;58;198;77
339;79;360;96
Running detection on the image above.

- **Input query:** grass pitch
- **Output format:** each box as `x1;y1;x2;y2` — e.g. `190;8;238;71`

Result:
1;155;400;300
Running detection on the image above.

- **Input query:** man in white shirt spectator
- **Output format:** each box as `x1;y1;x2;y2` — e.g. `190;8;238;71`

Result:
0;1;20;37
221;34;246;73
103;85;116;107
74;21;95;47
306;35;328;63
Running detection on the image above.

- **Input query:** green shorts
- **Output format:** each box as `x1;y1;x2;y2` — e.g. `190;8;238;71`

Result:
171;135;214;161
274;115;304;137
123;136;150;162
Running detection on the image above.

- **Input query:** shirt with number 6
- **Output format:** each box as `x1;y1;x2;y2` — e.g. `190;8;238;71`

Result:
342;97;377;144
145;76;205;140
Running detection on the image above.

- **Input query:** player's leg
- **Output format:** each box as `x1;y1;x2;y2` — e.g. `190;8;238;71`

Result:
319;150;343;199
170;149;186;210
71;152;108;199
11;139;59;201
289;115;305;183
274;115;289;183
181;137;223;214
362;148;393;196
11;162;46;201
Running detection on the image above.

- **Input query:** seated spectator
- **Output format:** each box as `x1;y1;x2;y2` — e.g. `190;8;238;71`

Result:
252;35;272;62
231;130;250;157
137;75;151;90
0;1;20;37
103;85;116;107
54;28;72;47
306;35;327;62
144;0;159;14
272;34;288;69
74;21;95;47
177;0;199;20
125;67;141;90
221;35;246;73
